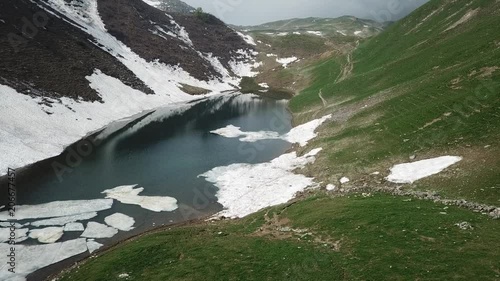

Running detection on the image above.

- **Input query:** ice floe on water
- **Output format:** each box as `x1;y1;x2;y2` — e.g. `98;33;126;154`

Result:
0;228;29;243
0;199;113;220
211;125;281;142
64;223;85;232
0;238;87;281
386;156;462;184
102;185;178;212
30;212;98;227
211;114;331;147
282;115;332;146
200;148;322;218
29;227;64;244
105;213;135;231
86;239;104;254
81;222;118;239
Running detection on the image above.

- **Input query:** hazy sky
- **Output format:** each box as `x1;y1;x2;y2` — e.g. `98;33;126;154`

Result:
182;0;429;26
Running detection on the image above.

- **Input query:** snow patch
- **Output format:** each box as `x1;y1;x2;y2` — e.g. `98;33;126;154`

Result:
86;239;104;254
0;199;113;220
200;148;323;218
326;184;336;191
386;156;462;184
354;31;362;36
64;223;85;232
276;57;298;68
102;185;178;212
104;213;135;231
307;31;323;36
235;31;256;46
339;177;350;184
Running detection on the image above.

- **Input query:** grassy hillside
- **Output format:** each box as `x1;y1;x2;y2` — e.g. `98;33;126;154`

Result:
58;0;499;280
290;0;500;205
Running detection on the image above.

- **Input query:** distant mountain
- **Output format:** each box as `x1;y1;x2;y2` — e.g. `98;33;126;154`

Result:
143;0;195;14
238;16;389;38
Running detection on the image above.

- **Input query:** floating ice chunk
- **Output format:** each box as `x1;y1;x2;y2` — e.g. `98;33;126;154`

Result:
326;184;336;191
86;239;104;254
0;199;112;220
64;223;85;232
0;228;29;243
105;213;135;231
211;114;331;147
386;156;462;184
276;57;298;68
102;185;178;212
0;222;23;228
81;222;118;239
210;125;281;142
31;212;98;227
339;177;350;184
200;148;322;218
29;227;64;243
282;114;332;146
0;238;87;280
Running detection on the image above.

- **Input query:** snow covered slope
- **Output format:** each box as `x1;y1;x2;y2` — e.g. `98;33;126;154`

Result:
0;0;259;175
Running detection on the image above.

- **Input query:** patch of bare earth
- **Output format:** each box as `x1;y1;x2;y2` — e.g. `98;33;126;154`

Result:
444;8;480;32
468;66;500;79
252;210;342;251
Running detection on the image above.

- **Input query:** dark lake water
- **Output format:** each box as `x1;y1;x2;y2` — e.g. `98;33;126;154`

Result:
1;94;292;275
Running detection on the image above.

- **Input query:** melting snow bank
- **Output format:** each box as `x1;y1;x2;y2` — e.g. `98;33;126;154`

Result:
386;156;462;184
0;238;87;281
276;57;298;68
211;114;331;147
102;185;178;212
200;148;322;218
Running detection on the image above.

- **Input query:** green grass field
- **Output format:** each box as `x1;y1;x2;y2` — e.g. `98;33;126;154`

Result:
59;194;500;281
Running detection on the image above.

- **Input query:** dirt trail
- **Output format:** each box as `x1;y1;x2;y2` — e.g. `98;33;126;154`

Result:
318;89;327;107
336;41;358;83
